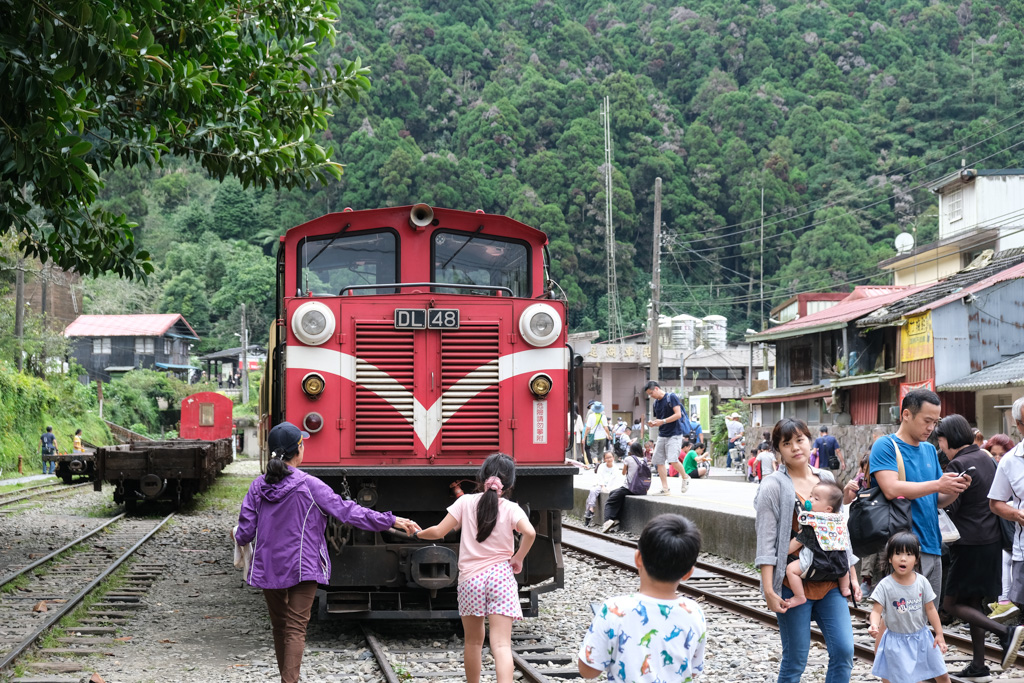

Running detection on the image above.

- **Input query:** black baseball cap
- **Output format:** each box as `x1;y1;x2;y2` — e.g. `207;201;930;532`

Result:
268;422;309;457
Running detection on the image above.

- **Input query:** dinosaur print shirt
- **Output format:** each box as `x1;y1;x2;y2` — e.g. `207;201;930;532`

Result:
578;592;706;682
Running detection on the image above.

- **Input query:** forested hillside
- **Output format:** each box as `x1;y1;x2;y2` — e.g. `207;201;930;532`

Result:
89;0;1024;346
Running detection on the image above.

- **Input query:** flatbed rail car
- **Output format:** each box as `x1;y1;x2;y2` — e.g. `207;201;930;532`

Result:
94;438;233;510
260;204;576;619
45;447;97;484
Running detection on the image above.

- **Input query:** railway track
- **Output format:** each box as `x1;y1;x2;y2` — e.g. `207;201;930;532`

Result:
0;512;173;673
362;624;581;682
0;482;91;510
563;522;1018;683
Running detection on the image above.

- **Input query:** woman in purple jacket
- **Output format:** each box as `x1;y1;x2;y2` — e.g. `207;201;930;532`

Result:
235;422;419;683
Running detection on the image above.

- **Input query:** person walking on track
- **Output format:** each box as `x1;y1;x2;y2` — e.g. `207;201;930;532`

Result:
414;453;537;683
234;422;419;683
754;418;860;683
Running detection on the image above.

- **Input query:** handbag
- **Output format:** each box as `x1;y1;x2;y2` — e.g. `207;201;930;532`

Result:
848;437;913;557
937;508;960;544
1001;517;1017;552
586;415;601;447
828;454;841;470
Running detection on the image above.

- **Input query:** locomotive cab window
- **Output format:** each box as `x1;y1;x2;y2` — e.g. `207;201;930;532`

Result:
199;403;215;426
431;231;530;297
298;229;398;296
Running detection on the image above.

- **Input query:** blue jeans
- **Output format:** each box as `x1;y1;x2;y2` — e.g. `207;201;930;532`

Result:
42;452;55;475
775;586;854;683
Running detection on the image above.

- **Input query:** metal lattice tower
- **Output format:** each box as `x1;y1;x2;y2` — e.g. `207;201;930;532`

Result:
601;96;624;342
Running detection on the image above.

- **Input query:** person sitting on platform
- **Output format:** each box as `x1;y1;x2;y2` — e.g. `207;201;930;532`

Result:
683;441;710;479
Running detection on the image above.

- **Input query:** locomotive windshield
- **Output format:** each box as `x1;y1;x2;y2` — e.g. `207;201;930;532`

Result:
431;231;530;297
299;229;398;296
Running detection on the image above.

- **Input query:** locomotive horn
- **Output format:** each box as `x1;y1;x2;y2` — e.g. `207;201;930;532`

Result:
409;203;434;228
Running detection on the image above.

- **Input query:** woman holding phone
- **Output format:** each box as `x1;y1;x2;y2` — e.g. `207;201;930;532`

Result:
935;414;1024;680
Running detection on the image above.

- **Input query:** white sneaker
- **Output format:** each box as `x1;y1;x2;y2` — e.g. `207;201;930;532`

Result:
679;480;689;493
601;519;618;533
652;489;669;496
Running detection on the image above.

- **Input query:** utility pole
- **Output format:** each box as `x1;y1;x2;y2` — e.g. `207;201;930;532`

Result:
759;187;765;332
650;178;662;386
240;304;249;404
601;96;623;342
14;259;24;372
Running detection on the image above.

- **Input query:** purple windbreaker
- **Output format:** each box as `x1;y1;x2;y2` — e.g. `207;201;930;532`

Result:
235;468;395;590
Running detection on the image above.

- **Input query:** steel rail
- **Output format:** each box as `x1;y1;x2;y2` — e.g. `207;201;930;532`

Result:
0;481;91;507
563;522;1006;681
0;512;126;588
0;512;174;671
363;624;554;683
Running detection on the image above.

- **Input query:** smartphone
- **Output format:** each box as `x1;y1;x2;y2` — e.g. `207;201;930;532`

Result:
957;466;977;478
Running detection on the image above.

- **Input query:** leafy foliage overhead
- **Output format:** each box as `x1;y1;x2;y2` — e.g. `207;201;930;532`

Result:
0;0;370;279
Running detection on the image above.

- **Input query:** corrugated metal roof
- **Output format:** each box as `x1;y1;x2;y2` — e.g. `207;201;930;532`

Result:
747;285;929;342
743;383;832;404
857;248;1024;328
938;352;1024;391
65;314;199;339
906;261;1024;316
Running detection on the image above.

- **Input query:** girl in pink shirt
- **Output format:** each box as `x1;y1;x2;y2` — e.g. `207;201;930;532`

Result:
414;453;536;683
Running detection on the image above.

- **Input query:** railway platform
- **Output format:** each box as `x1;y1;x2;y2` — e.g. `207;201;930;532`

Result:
571;465;758;564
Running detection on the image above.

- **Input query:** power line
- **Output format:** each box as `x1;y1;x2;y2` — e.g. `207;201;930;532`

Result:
681;110;1024;239
682;135;1024;252
660;208;1024;307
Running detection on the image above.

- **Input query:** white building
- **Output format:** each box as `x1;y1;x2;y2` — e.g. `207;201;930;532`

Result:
880;169;1024;286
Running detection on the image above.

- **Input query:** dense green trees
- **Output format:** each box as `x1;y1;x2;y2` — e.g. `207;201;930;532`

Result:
60;0;1024;344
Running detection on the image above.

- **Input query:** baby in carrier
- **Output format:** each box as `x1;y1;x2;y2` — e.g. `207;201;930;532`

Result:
785;481;851;607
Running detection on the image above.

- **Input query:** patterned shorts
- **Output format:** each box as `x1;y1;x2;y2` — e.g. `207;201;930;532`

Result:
457;561;523;620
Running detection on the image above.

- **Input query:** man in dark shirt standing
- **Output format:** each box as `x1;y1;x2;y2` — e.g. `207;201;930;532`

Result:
813;425;845;472
39;426;58;475
644;380;690;495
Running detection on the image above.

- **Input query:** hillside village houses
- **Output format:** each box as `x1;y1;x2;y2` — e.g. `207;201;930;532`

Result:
742;168;1024;477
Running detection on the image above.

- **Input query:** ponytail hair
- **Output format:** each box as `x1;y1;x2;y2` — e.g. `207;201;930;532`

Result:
264;452;297;485
475;453;516;543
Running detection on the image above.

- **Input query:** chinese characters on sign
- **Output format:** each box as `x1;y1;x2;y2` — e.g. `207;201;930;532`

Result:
900;312;934;362
582;344;649;362
532;400;547;444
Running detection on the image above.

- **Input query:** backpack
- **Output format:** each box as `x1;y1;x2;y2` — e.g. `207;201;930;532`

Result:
627;455;652;495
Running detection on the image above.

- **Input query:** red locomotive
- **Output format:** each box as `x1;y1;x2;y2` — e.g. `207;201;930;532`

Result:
259;204;575;618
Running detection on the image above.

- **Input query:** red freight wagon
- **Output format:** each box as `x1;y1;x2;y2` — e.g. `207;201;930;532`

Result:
180;391;234;441
259;204;576;619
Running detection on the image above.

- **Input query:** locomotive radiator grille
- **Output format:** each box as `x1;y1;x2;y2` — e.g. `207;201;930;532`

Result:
355;323;415;450
441;323;500;450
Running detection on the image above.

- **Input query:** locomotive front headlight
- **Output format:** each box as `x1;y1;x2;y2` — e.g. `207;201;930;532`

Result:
291;301;336;346
302;373;325;399
529;373;552;398
519;303;562;347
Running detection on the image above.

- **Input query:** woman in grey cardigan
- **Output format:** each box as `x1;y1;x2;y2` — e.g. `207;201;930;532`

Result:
754;418;860;683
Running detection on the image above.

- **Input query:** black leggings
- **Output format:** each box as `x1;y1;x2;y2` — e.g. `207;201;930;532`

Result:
603;487;633;521
942;593;1008;666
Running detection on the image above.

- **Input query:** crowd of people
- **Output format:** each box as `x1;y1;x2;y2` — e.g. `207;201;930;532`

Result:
235;388;1024;683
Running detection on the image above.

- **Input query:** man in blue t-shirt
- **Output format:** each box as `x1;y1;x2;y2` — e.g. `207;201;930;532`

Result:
644;380;690;495
812;425;845;471
39;426;58;475
870;389;969;606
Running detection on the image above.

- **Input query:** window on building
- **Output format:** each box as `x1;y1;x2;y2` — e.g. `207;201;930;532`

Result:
135;337;155;354
790;346;812;384
164;339;172;355
92;337;111;354
199;403;215;426
947;187;963;223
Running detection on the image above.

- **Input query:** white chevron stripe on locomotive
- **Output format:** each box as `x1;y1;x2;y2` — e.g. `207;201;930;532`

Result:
287;346;567;449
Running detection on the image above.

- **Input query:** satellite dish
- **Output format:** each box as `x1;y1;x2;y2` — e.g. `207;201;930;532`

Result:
894;232;915;254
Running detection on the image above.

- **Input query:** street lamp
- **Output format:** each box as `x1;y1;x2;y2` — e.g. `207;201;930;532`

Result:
680;345;705;403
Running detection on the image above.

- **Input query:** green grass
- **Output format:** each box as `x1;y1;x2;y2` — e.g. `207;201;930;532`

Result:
188;473;253;513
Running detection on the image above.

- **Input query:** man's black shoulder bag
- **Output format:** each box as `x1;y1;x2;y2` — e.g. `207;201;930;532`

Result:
847;436;913;557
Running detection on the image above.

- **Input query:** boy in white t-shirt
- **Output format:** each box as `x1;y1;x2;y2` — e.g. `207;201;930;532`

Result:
578;514;706;682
